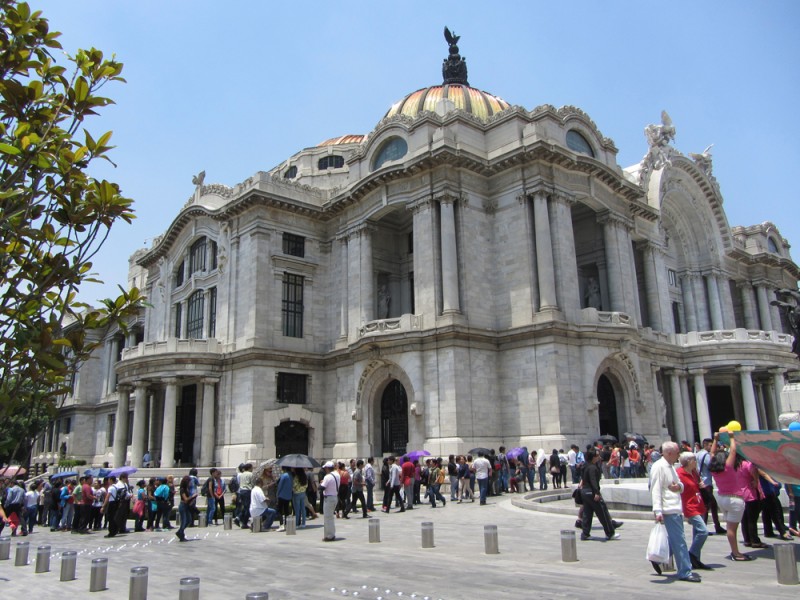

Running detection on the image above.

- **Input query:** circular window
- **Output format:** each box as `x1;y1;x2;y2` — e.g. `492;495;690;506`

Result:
372;136;408;170
566;130;595;157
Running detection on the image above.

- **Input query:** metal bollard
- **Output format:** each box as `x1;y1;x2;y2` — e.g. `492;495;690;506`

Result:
245;593;269;600
0;536;10;560
130;566;149;600
179;576;201;600
15;541;30;566
35;545;51;573
198;512;207;528
421;521;434;548
90;557;108;592
61;550;78;581
285;518;296;535
484;525;499;554
775;544;799;585
251;516;262;533
368;518;380;543
560;529;577;562
223;513;232;530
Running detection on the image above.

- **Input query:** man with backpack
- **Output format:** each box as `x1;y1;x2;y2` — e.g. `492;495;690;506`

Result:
428;458;447;508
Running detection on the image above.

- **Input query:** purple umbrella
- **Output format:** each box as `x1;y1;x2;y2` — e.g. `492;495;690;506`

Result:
506;447;527;460
108;466;138;477
406;450;431;462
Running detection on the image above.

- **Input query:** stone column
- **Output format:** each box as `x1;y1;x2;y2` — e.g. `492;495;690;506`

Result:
690;369;711;441
106;338;120;395
533;192;557;310
681;274;698;332
770;368;786;415
717;275;736;329
160;378;179;469
360;225;375;323
601;214;623;314
668;370;686;442
679;372;695;443
338;236;349;338
755;284;773;331
550;194;580;319
738;366;759;430
642;242;672;331
738;281;757;330
706;273;723;330
199;378;217;466
147;391;158;456
691;274;710;331
770;288;783;332
113;385;131;467
130;381;149;468
408;199;437;320
439;196;461;314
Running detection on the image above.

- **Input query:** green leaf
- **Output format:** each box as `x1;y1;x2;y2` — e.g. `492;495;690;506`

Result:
0;143;21;155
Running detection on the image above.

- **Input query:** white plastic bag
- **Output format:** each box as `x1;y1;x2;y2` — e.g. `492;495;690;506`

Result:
646;522;670;563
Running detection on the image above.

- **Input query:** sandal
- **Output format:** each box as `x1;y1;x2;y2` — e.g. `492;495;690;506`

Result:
750;542;768;549
728;554;752;561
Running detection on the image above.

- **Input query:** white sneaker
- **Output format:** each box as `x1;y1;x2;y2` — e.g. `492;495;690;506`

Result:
608;533;621;540
277;526;285;532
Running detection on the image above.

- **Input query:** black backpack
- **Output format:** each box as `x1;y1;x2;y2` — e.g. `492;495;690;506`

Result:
228;474;239;493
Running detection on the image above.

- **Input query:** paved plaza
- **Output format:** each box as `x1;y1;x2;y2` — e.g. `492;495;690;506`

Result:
1;492;797;599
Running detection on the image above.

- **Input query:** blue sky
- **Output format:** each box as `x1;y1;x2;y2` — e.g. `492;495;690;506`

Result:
31;0;800;304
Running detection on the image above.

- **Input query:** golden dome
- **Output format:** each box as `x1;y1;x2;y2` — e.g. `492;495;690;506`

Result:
384;84;510;123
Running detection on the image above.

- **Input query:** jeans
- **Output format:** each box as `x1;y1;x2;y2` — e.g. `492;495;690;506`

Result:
178;502;191;539
257;506;278;530
238;489;252;527
429;484;446;507
527;468;535;490
25;506;37;532
478;478;489;504
366;481;375;510
538;464;548;489
663;513;693;579
686;514;708;559
449;475;459;500
499;470;509;493
60;503;74;529
293;492;306;527
570;465;578;484
206;497;216;525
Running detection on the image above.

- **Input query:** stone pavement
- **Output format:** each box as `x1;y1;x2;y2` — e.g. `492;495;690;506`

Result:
1;494;797;599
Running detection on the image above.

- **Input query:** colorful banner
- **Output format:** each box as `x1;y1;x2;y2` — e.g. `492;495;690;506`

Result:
719;431;800;485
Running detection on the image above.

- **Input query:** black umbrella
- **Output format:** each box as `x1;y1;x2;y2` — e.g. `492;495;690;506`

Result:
623;432;648;446
596;435;617;444
468;447;492;456
276;453;320;469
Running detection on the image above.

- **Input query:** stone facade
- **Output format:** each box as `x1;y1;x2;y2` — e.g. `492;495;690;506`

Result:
35;65;800;469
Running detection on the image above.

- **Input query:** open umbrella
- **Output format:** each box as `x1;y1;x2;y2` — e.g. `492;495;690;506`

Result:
468;447;492;456
596;435;617;445
50;471;78;480
276;454;320;469
506;447;527;460
405;450;431;462
623;432;648;447
0;465;26;479
109;466;137;477
84;467;112;478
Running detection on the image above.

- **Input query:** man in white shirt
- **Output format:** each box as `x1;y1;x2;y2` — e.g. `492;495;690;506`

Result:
650;441;700;583
249;478;278;531
382;456;405;513
320;461;340;541
364;457;376;511
473;452;492;505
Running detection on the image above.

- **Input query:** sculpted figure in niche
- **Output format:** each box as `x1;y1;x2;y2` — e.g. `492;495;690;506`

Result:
584;276;602;310
378;284;391;319
156;257;169;299
217;223;230;274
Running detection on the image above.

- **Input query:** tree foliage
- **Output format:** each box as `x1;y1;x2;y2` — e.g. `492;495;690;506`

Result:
0;1;144;464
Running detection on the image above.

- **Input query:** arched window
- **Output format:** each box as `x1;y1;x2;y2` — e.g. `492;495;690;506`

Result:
186;290;205;339
189;237;206;274
566;130;595;157
371;137;408;170
767;237;780;254
318;155;344;170
283;165;297;179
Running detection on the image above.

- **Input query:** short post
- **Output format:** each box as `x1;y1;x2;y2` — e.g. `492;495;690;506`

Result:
560;529;577;562
35;545;51;573
129;566;149;600
421;521;434;548
775;544;799;585
223;513;232;530
368;518;380;543
251;516;262;533
245;593;269;600
14;540;30;566
179;576;201;600
198;512;207;528
285;518;296;535
60;550;78;581
0;536;10;560
90;557;108;592
484;525;499;554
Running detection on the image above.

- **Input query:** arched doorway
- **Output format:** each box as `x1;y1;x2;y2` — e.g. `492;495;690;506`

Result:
380;380;408;455
597;374;620;441
274;421;309;458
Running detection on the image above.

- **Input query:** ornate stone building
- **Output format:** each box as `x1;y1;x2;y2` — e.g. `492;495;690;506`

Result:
35;35;799;468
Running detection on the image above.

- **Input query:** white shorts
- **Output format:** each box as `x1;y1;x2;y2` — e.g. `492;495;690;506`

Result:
716;494;745;524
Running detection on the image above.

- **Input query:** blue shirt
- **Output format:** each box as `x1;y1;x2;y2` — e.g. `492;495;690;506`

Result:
277;472;293;500
695;449;712;487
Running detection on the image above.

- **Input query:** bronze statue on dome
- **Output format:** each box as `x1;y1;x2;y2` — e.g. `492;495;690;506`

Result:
442;26;469;86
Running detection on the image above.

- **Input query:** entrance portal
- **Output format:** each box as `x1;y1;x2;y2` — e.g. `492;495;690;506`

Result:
275;421;309;458
380;380;408;455
707;386;735;433
176;384;196;466
597;374;620;441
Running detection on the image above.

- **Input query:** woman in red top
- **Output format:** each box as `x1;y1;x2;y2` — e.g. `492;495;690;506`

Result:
677;452;711;570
